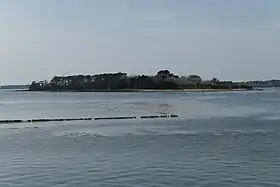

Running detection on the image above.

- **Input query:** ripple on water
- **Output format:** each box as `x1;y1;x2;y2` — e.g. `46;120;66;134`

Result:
60;131;105;138
261;114;280;120
54;128;274;140
1;127;280;187
1;91;280;186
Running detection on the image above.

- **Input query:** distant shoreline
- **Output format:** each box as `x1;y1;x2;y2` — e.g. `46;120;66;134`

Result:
19;88;257;93
136;88;252;92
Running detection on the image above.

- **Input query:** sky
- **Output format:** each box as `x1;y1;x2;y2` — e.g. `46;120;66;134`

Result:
1;0;280;84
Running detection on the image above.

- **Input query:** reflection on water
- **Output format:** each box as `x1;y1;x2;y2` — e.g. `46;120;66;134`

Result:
0;89;280;186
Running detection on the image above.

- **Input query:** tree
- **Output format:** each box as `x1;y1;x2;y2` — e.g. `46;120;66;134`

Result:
211;77;219;83
156;70;171;79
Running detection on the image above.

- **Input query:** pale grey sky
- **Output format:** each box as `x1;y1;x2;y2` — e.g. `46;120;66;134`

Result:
1;0;280;84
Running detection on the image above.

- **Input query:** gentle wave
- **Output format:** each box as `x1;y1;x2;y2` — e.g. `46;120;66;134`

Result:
56;129;273;138
1;91;280;186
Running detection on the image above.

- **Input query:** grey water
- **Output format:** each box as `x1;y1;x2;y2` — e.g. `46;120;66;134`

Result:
0;89;280;187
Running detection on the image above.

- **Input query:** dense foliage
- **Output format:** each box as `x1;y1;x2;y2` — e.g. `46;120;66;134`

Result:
29;70;252;91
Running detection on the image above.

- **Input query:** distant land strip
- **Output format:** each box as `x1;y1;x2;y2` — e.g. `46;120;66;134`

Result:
27;70;270;92
0;115;179;124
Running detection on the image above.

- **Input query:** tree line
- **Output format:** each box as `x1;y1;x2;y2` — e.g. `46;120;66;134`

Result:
29;70;252;91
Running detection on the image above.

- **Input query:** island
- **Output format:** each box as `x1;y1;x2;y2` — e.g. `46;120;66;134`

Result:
28;70;255;92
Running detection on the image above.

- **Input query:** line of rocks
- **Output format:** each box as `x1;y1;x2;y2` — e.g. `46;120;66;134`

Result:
0;114;179;124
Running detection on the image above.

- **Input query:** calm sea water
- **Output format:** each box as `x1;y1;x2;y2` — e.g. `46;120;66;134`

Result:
0;89;280;186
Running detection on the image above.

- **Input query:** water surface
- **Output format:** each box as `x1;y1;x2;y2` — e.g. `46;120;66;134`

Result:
0;89;280;186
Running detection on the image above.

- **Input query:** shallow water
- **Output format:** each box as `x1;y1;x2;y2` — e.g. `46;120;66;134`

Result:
0;89;280;186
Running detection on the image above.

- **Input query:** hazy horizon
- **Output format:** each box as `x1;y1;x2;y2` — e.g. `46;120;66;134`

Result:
1;0;280;85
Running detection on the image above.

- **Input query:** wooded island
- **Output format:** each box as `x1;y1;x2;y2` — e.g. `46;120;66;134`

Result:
29;70;253;92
